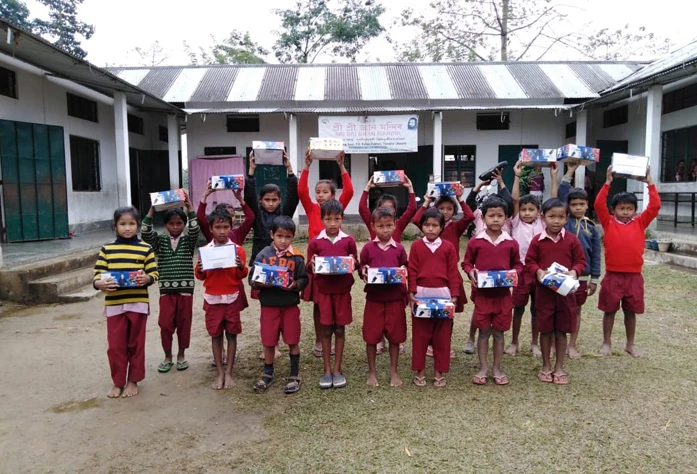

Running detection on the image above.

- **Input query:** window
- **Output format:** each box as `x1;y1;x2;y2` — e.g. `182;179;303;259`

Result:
661;125;697;182
127;114;144;135
204;146;236;156
67;93;98;123
159;125;168;143
319;155;351;189
663;83;697;115
226;114;260;132
476;112;510;131
0;66;17;99
444;145;476;187
70;136;101;191
602;105;628;128
565;121;577;139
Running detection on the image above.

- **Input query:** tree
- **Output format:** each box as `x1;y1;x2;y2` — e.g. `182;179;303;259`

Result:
184;31;268;65
396;0;671;62
132;41;169;67
273;0;385;64
0;0;32;30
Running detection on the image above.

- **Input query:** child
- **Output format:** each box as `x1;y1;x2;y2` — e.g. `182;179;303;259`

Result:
93;207;159;399
558;163;601;359
141;195;199;373
250;216;308;394
462;197;522;385
505;160;558;357
526;198;586;385
306;199;358;389
360;207;409;388
195;210;249;390
358;174;417;243
408;208;461;387
299;150;354;357
596;165;660;358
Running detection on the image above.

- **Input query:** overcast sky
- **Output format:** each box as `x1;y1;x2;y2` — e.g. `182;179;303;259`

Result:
22;0;697;66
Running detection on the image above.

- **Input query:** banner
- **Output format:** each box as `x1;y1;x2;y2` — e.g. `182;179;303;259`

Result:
317;115;418;154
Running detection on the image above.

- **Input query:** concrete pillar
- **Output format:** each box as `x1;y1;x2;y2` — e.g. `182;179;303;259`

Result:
574;109;588;188
167;115;180;189
643;86;662;222
433;112;443;181
113;91;131;206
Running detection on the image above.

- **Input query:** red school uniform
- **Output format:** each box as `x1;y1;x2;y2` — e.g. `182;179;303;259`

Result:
525;229;586;334
358;191;417;243
298;169;354;241
359;239;409;345
306;230;358;326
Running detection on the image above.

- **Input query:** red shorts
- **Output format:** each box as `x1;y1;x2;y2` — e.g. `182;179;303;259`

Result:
362;300;407;345
260;305;301;346
315;292;353;326
598;271;645;314
512;269;535;308
575;281;589;307
534;285;577;334
472;292;513;332
203;301;242;338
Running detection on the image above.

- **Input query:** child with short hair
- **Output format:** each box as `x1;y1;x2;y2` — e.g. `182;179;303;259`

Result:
558;163;601;359
360;207;409;388
141;194;199;373
195;210;249;390
306;199;358;389
250;216;308;394
526;198;586;385
409;208;461;387
463;197;522;385
596;165;660;358
93;207;159;399
359;173;417;243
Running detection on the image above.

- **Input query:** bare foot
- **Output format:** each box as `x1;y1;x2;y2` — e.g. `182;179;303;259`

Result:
599;343;612;356
531;344;542;358
121;381;138;398
450;349;456;359
224;373;236;389
274;347;283;359
568;347;582;360
399;344;405;355
212;373;225;390
258;350;265;360
625;345;643;358
107;386;122;398
504;343;518;356
366;374;379;387
390;373;403;387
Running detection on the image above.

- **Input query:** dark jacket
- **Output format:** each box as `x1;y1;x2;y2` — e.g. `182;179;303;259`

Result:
558;180;602;281
249;244;308;307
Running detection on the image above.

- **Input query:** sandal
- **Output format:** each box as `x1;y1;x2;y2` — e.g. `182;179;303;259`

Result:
283;376;302;394
472;375;488;385
433;376;447;387
312;346;323;358
553;373;569;385
493;374;509;385
158;361;174;373
538;370;553;383
412;375;427;387
253;374;274;393
176;360;189;371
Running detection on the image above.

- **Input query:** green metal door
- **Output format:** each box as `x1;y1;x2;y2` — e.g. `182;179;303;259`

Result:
498;145;538;190
245;147;288;203
596;140;628;208
0;120;68;242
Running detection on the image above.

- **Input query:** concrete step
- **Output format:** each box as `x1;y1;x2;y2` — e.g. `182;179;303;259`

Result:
57;284;102;304
645;249;697;271
28;267;95;304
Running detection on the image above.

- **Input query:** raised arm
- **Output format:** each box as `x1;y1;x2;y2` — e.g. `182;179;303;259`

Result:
337;152;354;209
511;160;522;217
594;166;613;227
358;180;373;230
197;180;215;242
298;151;314;213
558;162;579;202
397;175;417;232
549;163;559;198
232;190;256;245
140;206;160;253
637;168;661;229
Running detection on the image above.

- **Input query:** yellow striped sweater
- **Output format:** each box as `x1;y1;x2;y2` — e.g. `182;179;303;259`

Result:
93;237;159;306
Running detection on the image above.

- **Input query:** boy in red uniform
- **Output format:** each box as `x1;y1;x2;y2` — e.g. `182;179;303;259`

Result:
596;166;660;358
359;174;417;243
360;207;409;388
463;197;523;386
408;208;461;388
526;198;586;385
195;210;249;390
306;199;358;389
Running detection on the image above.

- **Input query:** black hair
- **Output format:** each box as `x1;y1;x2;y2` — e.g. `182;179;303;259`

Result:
208;209;233;227
315;179;337;195
214;203;232;213
519;194;542;210
320;198;344;218
481;196;509;217
420;207;445;229
567;187;589;203
113;206;140;226
611;192;638;209
435;195;458;210
376;193;398;208
542;197;567;215
163;208;187;224
271;215;296;235
371;206;396;223
259;183;282;200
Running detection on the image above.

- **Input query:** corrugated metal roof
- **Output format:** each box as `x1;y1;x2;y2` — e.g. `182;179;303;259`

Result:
598;64;636;81
418;65;459;99
447;65;496;99
295;67;325;101
357;66;391;101
326;66;360;101
163;68;207;102
227;67;266;102
538;64;597;98
138;68;181;100
386;65;428;100
258;66;297;101
506;63;562;99
184;104;573;114
118;68;151;86
478;64;526;99
190;67;238;102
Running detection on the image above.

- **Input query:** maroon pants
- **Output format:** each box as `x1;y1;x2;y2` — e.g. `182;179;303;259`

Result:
159;294;193;354
106;312;147;387
411;317;451;373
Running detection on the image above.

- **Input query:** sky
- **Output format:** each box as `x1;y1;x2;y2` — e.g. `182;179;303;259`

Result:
19;0;697;67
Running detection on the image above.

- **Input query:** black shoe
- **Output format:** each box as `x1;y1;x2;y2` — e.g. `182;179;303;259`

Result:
479;161;508;182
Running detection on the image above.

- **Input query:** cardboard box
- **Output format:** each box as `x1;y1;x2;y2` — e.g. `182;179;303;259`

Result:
541;272;579;296
309;138;344;160
150;188;186;211
252;263;290;288
100;271;139;288
252;141;285;166
413;298;455;319
476;270;519;288
547;262;569;274
373;170;405;186
199;244;237;271
426;182;462;198
611;153;649;180
314;256;354;275
557;144;600;166
366;267;407;285
211;175;245;191
520;148;558;167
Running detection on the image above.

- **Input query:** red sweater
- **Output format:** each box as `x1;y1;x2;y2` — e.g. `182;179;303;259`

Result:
525;231;587;282
306;233;358;294
197;201;255;245
595;183;661;273
359;240;408;302
412;199;475;259
298;169;354;241
194;245;248;295
359;191;417;243
408;238;460;297
462;234;523;298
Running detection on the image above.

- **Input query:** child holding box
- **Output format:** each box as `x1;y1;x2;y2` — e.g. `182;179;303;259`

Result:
359;174;417;243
